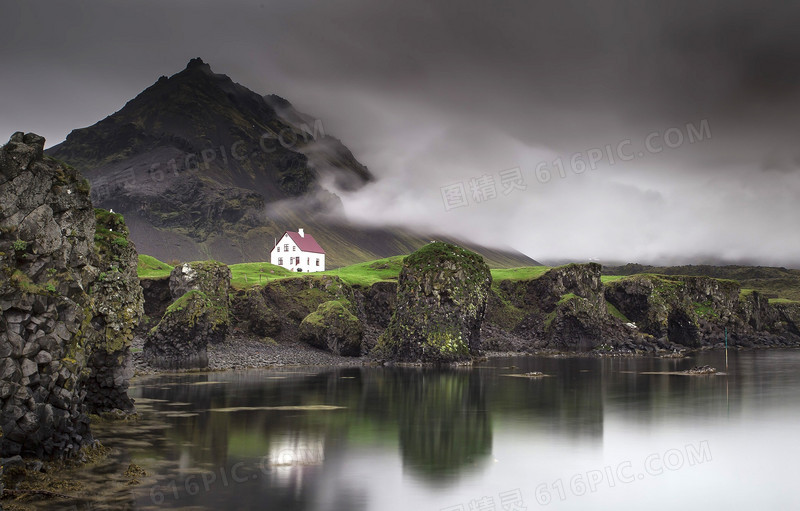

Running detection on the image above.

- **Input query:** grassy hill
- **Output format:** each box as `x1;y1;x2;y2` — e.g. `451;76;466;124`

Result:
138;254;548;289
138;255;800;303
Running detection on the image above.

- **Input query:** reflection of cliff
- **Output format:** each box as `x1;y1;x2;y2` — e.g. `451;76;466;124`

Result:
482;357;604;438
391;370;492;480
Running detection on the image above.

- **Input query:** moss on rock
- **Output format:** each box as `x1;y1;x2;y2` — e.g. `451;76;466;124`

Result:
377;242;491;363
299;300;363;356
143;260;231;369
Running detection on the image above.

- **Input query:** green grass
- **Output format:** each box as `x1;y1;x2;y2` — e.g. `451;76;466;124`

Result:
137;255;173;279
490;266;551;282
601;275;626;284
557;292;578;305
769;298;800;304
323;256;406;288
139;255;560;290
229;262;296;288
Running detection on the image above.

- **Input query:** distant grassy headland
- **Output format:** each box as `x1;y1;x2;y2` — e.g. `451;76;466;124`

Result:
136;254;800;302
604;264;800;303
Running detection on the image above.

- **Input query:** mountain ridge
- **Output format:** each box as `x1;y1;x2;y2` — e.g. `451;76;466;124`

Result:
45;58;538;268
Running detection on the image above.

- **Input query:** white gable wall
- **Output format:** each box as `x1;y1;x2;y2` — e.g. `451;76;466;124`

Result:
270;233;325;272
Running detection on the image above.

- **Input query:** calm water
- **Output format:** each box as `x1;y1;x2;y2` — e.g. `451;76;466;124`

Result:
48;350;800;510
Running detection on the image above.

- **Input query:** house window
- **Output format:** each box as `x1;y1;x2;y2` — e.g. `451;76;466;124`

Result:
277;246;280;252
316;258;320;266
278;257;283;265
284;244;289;251
307;257;310;265
296;257;301;265
292;246;296;251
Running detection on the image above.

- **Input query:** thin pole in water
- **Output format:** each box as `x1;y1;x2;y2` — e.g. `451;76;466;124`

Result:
725;327;728;372
725;326;730;417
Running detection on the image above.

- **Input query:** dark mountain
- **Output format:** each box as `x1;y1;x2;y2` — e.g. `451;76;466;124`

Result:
47;59;537;268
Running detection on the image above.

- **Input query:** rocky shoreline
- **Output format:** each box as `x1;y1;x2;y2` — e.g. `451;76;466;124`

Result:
131;333;372;375
130;330;800;377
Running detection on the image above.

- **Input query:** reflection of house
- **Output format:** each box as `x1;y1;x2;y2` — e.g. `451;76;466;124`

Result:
270;228;326;272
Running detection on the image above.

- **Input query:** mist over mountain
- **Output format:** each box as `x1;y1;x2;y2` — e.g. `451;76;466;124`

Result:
46;59;537;267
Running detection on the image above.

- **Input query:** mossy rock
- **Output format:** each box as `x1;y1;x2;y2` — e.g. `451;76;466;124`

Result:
299;300;363;356
377;242;491;363
143;289;229;369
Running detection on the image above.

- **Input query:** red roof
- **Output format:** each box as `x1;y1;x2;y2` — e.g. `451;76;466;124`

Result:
285;231;325;254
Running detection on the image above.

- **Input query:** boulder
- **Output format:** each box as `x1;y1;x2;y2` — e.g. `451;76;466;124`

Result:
143;288;229;369
144;261;231;369
169;260;231;300
299;300;363;356
377;242;491;363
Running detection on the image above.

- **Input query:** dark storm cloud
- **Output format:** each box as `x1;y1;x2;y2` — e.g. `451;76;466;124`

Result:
1;0;798;265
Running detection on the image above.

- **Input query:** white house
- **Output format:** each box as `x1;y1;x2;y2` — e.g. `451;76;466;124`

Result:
270;228;326;272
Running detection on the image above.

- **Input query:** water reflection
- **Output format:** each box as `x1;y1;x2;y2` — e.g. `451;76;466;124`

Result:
392;369;492;481
29;349;800;510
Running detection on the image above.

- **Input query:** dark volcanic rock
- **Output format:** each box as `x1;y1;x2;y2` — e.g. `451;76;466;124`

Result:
84;209;144;414
0;132;142;459
259;274;357;342
363;281;397;328
231;287;281;338
138;276;171;333
604;274;800;348
377;242;491;363
143;261;231;369
667;308;701;348
169;260;231;302
299;300;363;356
142;290;213;369
498;263;646;352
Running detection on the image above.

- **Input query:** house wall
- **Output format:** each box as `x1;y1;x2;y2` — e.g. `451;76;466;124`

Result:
270;233;325;272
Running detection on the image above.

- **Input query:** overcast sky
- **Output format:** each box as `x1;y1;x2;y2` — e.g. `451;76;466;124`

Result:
2;0;799;266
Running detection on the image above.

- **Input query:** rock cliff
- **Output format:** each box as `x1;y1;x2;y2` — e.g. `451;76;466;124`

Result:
143;261;231;369
0;132;143;459
605;274;800;348
136;253;800;364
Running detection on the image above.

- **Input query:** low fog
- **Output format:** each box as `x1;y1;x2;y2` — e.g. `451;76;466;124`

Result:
2;0;799;266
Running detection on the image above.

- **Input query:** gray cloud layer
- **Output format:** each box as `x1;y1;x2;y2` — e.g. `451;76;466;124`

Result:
2;0;799;265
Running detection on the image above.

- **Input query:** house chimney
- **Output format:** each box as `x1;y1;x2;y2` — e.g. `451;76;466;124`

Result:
298;228;304;237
